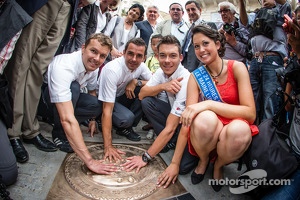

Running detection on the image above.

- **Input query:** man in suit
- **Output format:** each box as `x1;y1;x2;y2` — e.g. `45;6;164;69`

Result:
147;3;189;58
135;5;159;54
181;0;217;72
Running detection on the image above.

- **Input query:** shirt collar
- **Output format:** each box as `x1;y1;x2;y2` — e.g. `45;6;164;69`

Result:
76;50;90;74
96;0;109;15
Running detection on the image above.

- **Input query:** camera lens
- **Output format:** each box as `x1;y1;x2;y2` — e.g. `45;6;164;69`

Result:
223;23;233;34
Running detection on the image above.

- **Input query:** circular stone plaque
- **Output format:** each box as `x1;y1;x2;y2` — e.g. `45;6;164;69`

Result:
64;144;166;200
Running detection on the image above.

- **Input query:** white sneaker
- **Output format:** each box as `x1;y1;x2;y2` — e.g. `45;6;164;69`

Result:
146;129;154;139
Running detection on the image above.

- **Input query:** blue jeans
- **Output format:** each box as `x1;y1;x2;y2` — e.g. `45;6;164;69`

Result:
249;55;283;122
262;169;300;200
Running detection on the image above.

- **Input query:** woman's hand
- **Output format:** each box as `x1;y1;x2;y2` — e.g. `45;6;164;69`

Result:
157;163;179;188
180;101;209;127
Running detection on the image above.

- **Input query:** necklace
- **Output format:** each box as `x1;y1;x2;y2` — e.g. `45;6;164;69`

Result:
207;59;224;84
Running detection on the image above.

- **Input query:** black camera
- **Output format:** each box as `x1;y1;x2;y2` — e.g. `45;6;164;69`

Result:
223;23;237;35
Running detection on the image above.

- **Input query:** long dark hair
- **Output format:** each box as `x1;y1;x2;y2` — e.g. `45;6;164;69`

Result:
192;24;226;57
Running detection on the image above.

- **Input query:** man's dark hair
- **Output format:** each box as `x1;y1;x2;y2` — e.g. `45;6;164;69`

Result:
169;2;183;11
124;38;147;55
157;35;182;54
151;34;163;41
185;0;201;10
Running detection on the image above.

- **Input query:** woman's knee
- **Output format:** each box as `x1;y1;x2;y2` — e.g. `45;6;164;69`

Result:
226;120;252;151
190;111;219;140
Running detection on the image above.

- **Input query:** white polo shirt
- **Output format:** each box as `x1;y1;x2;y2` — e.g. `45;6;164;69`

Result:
146;64;190;117
47;50;98;103
98;56;152;103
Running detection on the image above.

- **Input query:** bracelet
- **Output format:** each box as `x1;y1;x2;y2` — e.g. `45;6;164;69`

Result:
88;118;95;122
144;151;152;160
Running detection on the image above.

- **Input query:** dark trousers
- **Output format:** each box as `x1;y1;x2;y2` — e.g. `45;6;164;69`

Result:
141;96;199;174
112;86;143;129
42;81;102;139
0;119;18;185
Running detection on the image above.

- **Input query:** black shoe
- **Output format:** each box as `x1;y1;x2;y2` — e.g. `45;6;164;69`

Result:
160;142;176;153
211;183;222;192
0;175;12;200
191;171;205;185
10;139;29;163
23;133;58;152
53;137;74;153
116;128;141;141
142;123;153;131
191;162;209;184
211;166;222;192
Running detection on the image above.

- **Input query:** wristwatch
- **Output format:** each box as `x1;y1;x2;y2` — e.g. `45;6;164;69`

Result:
137;80;142;87
142;152;152;163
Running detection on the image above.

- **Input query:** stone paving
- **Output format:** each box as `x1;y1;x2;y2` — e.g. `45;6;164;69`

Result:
4;121;252;200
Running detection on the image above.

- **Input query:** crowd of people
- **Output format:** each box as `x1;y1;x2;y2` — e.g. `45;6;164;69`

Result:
1;0;300;199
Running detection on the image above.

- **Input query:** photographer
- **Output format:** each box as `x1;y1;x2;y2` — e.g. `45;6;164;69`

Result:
240;0;292;123
261;8;300;200
285;8;300;159
218;1;250;65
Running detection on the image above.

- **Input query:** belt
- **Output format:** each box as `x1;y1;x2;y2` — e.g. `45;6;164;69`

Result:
253;51;280;58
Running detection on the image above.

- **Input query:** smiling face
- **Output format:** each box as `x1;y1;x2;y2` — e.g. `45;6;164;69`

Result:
192;33;220;65
123;43;146;71
146;6;159;22
81;39;111;72
158;44;182;77
185;2;201;23
127;7;142;21
169;3;184;24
